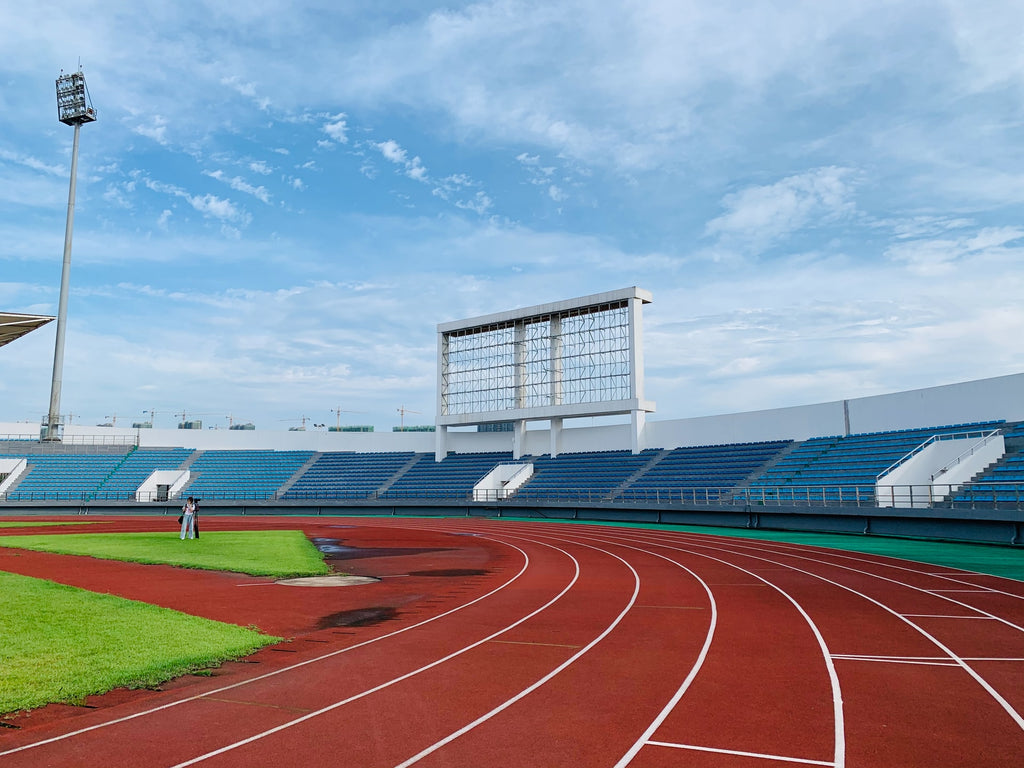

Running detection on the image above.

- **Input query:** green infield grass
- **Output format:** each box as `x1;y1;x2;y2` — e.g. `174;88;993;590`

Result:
0;530;330;578
0;571;281;714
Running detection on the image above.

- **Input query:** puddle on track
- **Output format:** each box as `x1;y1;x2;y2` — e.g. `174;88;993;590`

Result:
315;606;399;630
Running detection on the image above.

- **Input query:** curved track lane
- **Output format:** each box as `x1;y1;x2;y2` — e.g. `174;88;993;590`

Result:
1;517;1022;767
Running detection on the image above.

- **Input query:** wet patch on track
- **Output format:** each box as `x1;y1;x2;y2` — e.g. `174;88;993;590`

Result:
311;537;448;561
408;568;490;577
315;606;399;630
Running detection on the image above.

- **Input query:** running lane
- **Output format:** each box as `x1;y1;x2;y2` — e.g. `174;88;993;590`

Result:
620;527;1024;767
0;525;591;767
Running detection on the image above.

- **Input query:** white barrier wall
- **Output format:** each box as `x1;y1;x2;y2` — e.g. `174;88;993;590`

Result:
846;373;1024;434
2;372;1022;455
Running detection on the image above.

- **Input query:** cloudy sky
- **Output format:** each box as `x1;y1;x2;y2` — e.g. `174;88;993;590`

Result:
2;0;1022;432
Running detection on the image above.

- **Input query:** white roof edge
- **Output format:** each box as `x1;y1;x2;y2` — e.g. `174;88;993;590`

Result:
437;286;652;333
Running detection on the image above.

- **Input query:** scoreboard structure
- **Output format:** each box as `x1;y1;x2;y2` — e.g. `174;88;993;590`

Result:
435;287;655;459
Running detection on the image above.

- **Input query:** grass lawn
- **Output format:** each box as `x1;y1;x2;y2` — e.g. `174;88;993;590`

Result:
0;530;330;578
0;571;281;713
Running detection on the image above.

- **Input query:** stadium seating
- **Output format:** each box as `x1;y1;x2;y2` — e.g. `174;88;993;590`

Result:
384;452;514;498
284;451;416;499
1;420;1021;506
182;450;315;500
748;421;1005;504
952;421;1024;504
514;449;660;501
1;446;132;501
618;440;792;503
91;447;194;500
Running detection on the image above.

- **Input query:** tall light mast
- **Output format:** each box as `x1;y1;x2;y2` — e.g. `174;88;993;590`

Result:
44;68;96;441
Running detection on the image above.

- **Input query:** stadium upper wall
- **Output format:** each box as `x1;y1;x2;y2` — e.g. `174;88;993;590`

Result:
1;372;1021;453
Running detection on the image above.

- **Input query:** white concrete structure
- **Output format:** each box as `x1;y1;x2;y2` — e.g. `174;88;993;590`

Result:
136;470;192;502
877;431;1006;508
473;463;534;501
1;371;1022;457
0;458;27;495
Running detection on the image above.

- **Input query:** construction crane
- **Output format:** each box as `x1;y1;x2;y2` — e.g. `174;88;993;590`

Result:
279;416;310;431
331;405;365;430
396;405;421;430
175;411;219;429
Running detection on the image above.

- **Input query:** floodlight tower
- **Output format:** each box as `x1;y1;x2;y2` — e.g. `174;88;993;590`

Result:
44;68;96;441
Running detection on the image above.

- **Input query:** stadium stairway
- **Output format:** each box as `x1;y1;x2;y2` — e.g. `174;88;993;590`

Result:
376;453;428;495
606;449;671;500
277;452;322;497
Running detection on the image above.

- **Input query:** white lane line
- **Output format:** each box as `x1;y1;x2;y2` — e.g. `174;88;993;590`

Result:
831;655;959;667
929;589;996;593
401;525;718;768
901;614;996;619
169;536;584;768
647;740;834;765
595;533;843;768
664;532;1024;635
0;531;533;759
655;533;1024;733
393;537;643;767
702;537;1024;602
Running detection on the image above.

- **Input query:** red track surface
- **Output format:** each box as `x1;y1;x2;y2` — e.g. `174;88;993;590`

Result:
1;516;1023;767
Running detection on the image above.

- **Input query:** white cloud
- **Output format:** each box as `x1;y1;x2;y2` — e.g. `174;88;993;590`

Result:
705;167;857;254
221;76;256;98
374;139;408;165
885;226;1024;276
372;139;429;183
189;194;246;223
455;191;493;215
133;115;169;145
249;160;273;175
0;148;65;176
323;113;349;144
203;169;271;204
140;175;251;227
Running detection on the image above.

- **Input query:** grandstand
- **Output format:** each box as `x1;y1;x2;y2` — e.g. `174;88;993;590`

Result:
2;286;1023;545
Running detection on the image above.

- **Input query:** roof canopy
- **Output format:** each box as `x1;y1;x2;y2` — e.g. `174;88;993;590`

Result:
0;312;54;349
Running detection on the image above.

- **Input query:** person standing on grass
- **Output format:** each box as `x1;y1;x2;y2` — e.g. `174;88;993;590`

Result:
180;496;197;540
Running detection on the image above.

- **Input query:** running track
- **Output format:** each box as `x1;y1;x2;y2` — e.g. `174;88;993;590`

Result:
1;516;1023;767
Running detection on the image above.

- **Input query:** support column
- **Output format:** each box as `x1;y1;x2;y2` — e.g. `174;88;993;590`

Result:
630;410;646;455
549;417;563;458
512;419;526;460
435;424;447;462
46;122;81;441
627;296;645;403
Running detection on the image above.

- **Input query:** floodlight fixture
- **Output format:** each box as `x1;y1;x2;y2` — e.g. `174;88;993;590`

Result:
44;67;96;441
56;69;97;125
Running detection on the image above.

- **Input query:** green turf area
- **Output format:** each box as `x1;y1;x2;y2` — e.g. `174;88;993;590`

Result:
495;517;1024;581
0;571;280;714
0;530;329;578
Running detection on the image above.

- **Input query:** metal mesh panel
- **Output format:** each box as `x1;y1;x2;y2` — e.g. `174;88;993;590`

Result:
440;302;632;417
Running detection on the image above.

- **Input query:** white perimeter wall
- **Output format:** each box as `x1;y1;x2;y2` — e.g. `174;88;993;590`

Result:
2;372;1022;455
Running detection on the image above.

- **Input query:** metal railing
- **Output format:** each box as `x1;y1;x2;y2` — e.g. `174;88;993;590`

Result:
3;481;1023;510
876;429;998;480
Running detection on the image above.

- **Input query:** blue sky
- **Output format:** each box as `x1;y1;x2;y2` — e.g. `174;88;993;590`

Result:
2;0;1023;432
